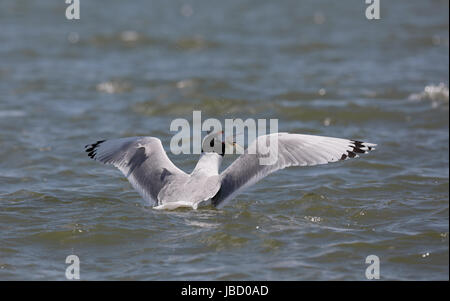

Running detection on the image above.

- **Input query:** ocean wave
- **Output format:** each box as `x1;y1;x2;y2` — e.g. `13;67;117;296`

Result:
0;110;26;118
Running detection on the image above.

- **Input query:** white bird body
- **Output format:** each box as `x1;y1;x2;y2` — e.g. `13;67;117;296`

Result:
155;153;222;210
85;133;376;210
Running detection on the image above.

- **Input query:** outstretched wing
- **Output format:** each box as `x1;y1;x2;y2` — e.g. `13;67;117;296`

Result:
85;137;187;205
212;133;376;207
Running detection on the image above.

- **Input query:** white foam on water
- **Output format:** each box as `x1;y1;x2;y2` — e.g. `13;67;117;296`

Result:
96;81;131;94
409;83;449;108
120;30;139;42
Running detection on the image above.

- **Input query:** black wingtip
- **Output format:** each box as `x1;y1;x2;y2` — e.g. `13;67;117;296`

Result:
351;140;371;154
347;151;356;158
340;140;375;161
85;139;106;159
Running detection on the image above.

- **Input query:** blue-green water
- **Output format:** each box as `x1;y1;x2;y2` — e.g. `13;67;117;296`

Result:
0;0;448;280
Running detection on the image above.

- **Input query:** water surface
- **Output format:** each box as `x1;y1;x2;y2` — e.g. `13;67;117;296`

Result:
0;0;448;280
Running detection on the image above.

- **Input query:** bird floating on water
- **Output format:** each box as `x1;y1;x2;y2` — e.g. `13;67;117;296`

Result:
85;132;376;210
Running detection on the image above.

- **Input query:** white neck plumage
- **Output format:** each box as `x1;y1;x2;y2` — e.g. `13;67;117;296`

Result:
192;152;223;176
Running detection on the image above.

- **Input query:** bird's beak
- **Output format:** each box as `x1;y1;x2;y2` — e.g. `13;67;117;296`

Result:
224;134;244;154
232;141;245;154
212;130;224;138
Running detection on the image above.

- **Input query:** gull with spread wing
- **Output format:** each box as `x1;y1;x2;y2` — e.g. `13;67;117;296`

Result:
85;131;376;210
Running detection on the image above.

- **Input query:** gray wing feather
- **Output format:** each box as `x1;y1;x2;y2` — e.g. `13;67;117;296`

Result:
212;133;376;207
85;137;186;205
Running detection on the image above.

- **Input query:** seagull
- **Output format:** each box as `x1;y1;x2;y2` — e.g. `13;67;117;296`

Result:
85;132;376;210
